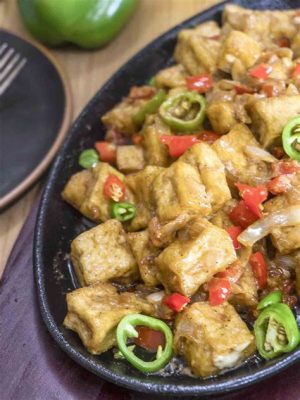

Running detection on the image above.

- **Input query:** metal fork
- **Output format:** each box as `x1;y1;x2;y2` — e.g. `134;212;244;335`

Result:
0;42;27;96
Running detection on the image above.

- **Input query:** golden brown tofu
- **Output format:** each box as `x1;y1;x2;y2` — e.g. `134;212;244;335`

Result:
263;175;300;254
218;30;261;73
153;160;211;223
223;4;271;42
116;145;144;174
70;220;139;286
102;97;145;135
64;283;154;355
174;302;255;377
127;230;160;286
180;143;231;212
156;219;237;296
155;64;188;89
62;162;132;223
126;166;164;231
174;22;221;75
246;95;300;148
207;101;237;134
142;116;171;167
212;124;271;186
210;199;238;229
292;32;300;58
230;264;258;307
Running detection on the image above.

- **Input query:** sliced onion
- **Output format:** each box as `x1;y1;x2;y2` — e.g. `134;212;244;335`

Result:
238;206;300;247
146;291;165;303
245;145;277;163
275;255;297;269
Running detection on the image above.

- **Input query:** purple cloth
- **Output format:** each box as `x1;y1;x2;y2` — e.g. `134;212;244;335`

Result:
0;199;299;400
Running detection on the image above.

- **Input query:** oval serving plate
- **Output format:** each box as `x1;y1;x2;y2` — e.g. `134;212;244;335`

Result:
34;0;300;396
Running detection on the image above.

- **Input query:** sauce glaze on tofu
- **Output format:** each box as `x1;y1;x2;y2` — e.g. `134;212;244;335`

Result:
62;4;300;378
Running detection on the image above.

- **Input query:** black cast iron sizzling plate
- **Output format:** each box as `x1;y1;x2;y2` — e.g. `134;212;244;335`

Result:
34;0;300;396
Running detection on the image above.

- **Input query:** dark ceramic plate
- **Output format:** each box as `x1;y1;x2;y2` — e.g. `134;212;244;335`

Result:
0;30;71;211
34;0;300;396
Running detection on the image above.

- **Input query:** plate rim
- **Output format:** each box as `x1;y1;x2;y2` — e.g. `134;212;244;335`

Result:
33;0;300;396
0;29;72;211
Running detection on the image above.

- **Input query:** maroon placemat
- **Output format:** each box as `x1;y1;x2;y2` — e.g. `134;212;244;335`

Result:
1;198;300;400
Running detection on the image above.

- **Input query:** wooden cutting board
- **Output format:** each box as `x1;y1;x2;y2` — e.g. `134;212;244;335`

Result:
1;198;300;400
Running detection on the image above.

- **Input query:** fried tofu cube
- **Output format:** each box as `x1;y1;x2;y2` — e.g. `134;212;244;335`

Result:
126;166;164;231
70;220;139;286
246;95;300;148
101;96;146;135
142;116;171;167
180;143;231;212
62;162;132;222
155;64;188;89
116;145;144;173
212;124;270;186
218;30;261;73
64;283;154;355
230;264;258;307
153;160;211;223
206;101;236;134
127;230;160;286
264;175;300;254
156;219;237;296
174;22;221;75
292;32;300;58
174;302;255;377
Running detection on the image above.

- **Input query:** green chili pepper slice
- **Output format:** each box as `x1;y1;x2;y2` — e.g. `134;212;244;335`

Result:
254;303;300;359
79;149;99;169
111;202;136;222
132;89;166;127
159;91;206;133
282;116;300;161
257;291;282;311
116;314;173;373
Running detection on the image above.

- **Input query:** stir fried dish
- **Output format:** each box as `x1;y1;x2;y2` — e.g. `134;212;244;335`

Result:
62;5;300;377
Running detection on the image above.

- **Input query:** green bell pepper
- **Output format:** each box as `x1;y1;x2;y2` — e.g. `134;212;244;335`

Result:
159;91;207;133
79;149;99;168
254;303;300;359
18;0;138;49
116;314;173;373
282;116;300;161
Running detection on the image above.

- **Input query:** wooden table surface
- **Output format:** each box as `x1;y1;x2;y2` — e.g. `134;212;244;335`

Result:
0;0;221;277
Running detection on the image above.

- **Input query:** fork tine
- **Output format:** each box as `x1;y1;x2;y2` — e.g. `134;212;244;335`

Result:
0;53;20;82
0;58;27;96
0;47;15;69
0;42;8;55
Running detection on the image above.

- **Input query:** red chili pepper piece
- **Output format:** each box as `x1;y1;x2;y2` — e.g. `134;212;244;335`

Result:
209;278;231;306
292;63;300;79
198;130;221;144
234;85;256;95
186;73;213;93
95;141;116;164
160;134;199;158
134;326;166;352
236;183;268;218
249;252;268;290
229;200;259;229
262;84;280;98
226;226;242;250
103;174;126;202
267;175;293;195
249;64;272;80
162;293;190;312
